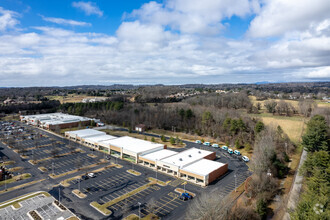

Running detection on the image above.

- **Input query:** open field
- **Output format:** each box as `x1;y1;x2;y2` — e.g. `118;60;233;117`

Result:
46;94;98;104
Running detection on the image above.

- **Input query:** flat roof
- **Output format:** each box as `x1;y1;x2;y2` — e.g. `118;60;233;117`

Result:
84;134;117;143
65;129;105;138
107;136;164;154
160;148;213;168
181;159;227;176
23;113;92;125
140;149;178;161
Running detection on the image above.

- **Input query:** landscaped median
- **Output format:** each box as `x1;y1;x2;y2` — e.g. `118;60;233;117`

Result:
29;149;83;165
147;177;167;186
49;161;106;179
72;189;87;199
125;213;159;220
90;179;160;216
0;178;45;194
0;173;31;187
175;188;196;197
60;164;118;187
127;169;141;176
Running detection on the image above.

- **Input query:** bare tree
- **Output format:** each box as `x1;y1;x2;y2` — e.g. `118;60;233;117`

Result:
146;197;157;215
250;129;276;175
298;99;316;117
185;193;234;220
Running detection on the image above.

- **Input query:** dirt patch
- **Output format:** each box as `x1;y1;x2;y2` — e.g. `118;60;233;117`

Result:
87;154;97;158
127;169;141;176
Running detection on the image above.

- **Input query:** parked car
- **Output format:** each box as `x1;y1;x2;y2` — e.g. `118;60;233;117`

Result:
81;175;89;180
234;150;241;155
195;140;202;144
212;144;219;148
182;192;193;199
179;195;188;201
242;156;250;162
106;155;111;160
88;173;96;178
90;148;95;151
228;149;233;154
203;142;211;146
221;146;228;151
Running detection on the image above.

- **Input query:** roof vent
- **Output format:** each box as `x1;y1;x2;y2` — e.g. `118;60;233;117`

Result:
188;155;192;157
198;151;201;153
179;158;183;161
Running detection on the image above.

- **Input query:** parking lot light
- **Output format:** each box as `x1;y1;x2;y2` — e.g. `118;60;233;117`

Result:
138;202;141;219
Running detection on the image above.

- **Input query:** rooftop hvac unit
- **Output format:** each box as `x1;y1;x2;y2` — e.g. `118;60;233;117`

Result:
179;158;183;161
188;155;192;157
198;151;201;153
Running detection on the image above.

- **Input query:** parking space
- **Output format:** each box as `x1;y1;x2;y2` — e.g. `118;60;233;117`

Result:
141;191;186;218
44;153;98;175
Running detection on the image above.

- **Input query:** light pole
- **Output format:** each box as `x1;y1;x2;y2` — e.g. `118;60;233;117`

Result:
138;202;141;219
234;171;237;192
59;187;61;205
155;159;158;182
78;178;81;191
5;175;7;191
52;162;54;175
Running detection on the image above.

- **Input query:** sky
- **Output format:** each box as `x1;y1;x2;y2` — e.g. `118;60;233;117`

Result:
0;0;329;87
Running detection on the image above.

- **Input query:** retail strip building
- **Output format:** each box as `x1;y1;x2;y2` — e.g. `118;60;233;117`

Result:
65;129;228;186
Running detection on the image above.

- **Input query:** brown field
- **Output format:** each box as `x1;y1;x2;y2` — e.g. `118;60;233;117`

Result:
46;94;98;104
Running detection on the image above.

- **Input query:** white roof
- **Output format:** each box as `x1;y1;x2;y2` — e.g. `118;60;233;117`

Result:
84;134;117;143
23;113;92;125
181;159;227;176
107;136;164;154
65;129;105;138
140;149;178;161
160;148;213;168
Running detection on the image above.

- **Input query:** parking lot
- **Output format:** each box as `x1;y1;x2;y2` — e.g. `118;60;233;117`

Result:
0;121;252;220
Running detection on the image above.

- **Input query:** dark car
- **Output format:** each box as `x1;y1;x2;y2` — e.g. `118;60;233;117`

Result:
179;195;188;201
81;175;89;180
90;148;95;151
106;155;111;160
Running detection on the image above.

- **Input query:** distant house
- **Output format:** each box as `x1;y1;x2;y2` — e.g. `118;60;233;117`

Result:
135;124;146;132
3;98;15;105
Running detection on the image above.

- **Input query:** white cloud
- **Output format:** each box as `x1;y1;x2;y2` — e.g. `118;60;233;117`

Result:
41;15;91;26
307;66;330;78
0;7;19;31
72;1;103;17
248;0;330;38
0;0;330;86
130;0;260;35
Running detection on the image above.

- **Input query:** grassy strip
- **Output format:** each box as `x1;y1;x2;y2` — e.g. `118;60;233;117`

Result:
175;188;196;197
87;154;97;158
12;202;21;209
0;178;45;194
8;167;23;172
72;189;87;199
147;177;167;186
30;149;82;165
66;217;80;220
1;161;15;166
0;173;31;186
38;167;48;172
50;161;106;179
91;181;156;216
127;169;141;176
125;213;160;220
0;191;50;208
90;201;112;216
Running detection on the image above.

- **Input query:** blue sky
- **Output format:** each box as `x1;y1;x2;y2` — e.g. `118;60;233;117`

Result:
0;0;329;86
